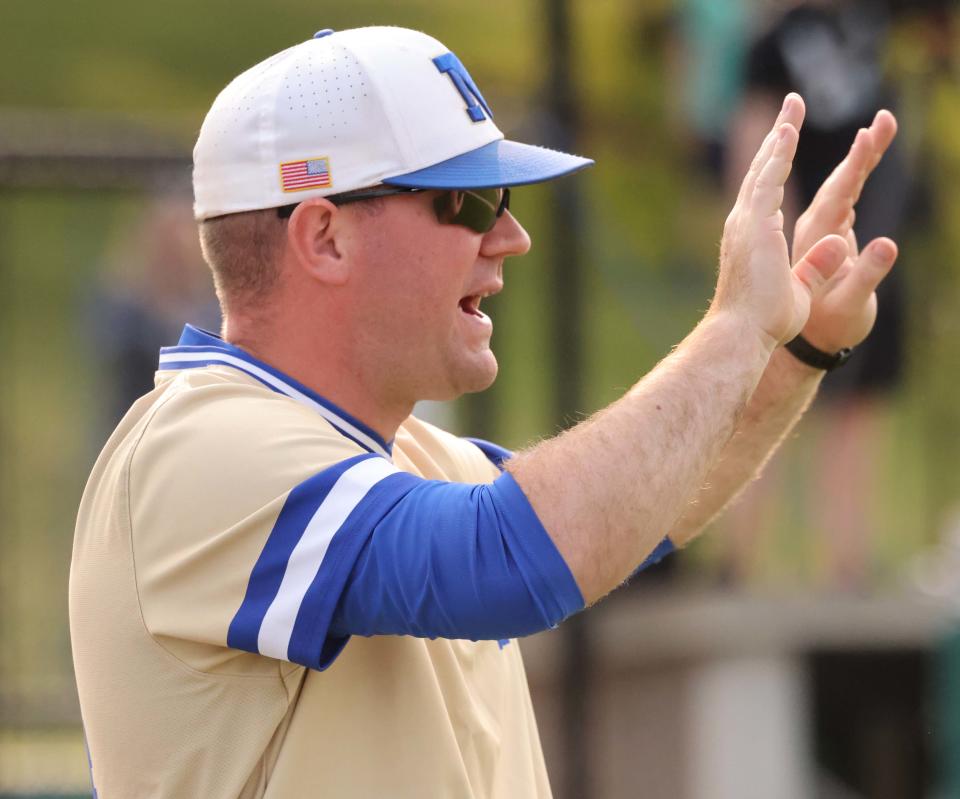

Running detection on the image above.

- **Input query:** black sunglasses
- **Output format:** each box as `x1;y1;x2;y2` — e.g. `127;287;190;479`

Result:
277;186;510;234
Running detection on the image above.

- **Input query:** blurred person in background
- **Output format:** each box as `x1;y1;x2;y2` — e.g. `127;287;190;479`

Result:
724;0;912;588
86;193;220;430
673;0;752;185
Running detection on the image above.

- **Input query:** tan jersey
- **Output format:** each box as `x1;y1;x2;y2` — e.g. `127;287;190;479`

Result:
70;329;560;798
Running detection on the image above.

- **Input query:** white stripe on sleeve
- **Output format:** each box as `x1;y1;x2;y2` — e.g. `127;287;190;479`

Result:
257;457;401;660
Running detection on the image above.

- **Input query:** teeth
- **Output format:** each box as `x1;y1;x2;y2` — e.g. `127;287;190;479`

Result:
460;290;497;315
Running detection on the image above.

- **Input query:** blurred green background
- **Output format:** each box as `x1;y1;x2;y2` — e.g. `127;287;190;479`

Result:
2;0;959;796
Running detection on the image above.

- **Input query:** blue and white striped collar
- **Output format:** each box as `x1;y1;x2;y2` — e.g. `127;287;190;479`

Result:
159;325;392;458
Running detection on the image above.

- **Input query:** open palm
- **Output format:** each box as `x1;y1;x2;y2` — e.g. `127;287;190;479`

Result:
791;110;899;353
716;94;849;348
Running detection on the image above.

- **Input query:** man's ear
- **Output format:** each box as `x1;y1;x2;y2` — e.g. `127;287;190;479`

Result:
285;199;350;286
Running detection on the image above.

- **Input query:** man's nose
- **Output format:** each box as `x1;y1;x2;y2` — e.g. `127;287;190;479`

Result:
480;210;532;259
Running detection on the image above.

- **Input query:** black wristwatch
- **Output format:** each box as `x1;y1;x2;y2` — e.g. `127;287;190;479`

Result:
784;335;853;371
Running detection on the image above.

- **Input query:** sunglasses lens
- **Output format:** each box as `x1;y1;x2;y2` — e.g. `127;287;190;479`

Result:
433;188;505;233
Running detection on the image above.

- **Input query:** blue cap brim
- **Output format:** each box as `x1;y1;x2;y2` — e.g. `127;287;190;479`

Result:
382;139;594;189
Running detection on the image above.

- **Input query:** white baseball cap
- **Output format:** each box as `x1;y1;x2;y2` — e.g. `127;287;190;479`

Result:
193;26;594;220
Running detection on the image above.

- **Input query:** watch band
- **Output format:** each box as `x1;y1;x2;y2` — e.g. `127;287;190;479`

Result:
784;334;853;371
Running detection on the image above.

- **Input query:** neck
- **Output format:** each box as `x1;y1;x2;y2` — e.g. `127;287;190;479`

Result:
222;315;412;445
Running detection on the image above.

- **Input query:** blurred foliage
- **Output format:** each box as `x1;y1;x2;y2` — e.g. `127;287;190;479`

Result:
1;0;959;792
0;1;544;128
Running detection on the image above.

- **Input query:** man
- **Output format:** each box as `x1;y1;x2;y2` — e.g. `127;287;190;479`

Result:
70;26;898;798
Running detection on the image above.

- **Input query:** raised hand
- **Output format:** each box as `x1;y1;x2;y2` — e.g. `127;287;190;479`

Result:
791;110;899;353
714;93;849;350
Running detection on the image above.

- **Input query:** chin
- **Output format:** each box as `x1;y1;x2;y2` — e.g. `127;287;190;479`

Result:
462;351;499;393
461;366;498;395
433;352;499;400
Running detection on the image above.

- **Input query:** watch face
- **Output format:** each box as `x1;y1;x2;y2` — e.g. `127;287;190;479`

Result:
835;347;854;369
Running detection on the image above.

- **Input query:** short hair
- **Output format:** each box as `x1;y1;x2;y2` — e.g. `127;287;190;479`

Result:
198;196;387;313
198;208;286;312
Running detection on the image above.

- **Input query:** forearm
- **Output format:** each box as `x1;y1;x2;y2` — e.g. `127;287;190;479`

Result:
506;94;865;606
669;347;824;546
506;311;774;604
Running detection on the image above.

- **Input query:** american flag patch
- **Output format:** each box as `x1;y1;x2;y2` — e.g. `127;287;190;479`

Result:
280;157;332;192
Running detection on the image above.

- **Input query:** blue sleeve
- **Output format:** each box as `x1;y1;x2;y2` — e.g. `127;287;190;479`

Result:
465;437;514;471
635;537;676;572
330;470;584;642
466;436;676;574
225;454;584;671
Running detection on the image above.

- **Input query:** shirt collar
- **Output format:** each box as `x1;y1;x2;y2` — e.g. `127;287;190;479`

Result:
159;325;392;458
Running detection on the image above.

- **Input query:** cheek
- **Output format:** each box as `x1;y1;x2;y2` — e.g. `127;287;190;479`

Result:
348;211;478;335
352;255;451;346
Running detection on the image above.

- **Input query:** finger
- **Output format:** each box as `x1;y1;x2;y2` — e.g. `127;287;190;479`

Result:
736;94;805;207
810;128;874;213
842;208;856;238
792;234;849;295
832;237;898;307
837;128;875;202
736;123;782;208
778;92;806;132
814;110;896;208
751;123;799;216
867;109;898;170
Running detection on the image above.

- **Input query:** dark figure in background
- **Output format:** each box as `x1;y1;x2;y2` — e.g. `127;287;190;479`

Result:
726;0;911;586
88;196;220;429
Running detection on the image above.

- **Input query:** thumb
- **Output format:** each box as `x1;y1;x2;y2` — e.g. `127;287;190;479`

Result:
833;236;898;308
791;234;849;295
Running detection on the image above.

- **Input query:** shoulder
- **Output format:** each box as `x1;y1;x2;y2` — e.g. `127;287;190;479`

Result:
395;416;509;483
129;367;368;527
146;366;360;451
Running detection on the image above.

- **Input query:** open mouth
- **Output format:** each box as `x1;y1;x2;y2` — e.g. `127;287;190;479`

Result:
459;294;485;317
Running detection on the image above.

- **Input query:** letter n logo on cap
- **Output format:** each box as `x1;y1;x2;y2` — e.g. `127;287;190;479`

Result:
433;52;494;123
